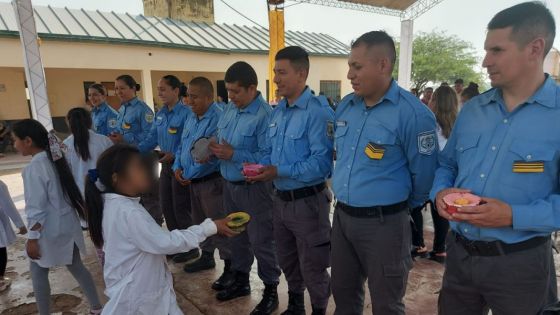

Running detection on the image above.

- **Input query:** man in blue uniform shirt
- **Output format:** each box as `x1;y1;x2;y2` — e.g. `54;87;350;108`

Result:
172;77;232;284
249;46;334;315
331;31;438;315
431;3;559;314
209;61;281;314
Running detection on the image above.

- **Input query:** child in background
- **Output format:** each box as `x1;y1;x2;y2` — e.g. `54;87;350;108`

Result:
64;107;113;264
84;144;237;315
0;179;27;292
12;119;102;315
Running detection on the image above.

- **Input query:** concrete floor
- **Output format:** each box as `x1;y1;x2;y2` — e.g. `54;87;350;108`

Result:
0;163;556;315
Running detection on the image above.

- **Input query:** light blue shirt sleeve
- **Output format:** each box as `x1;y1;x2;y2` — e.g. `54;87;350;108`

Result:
182;115;220;180
405;111;439;208
138;117;159;153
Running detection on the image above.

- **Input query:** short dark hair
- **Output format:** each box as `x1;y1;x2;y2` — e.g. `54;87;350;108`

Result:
425;87;434;91
488;1;556;56
189;76;214;96
351;31;397;70
454;79;464;85
225;61;258;88
88;83;106;96
275;46;310;72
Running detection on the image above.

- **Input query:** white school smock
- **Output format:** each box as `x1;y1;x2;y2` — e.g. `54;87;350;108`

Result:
101;193;217;315
0;180;24;248
22;151;87;268
436;123;448;151
63;130;113;194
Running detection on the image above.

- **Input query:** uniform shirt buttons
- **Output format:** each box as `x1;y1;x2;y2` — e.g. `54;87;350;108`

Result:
526;155;532;160
503;119;508;123
491;146;496;151
464;228;469;233
480;173;485;178
351;147;355;150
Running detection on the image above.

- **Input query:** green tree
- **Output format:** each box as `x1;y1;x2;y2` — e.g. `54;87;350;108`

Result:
394;31;486;91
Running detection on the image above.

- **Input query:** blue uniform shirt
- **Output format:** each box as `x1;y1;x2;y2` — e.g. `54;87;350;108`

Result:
92;102;119;136
216;92;271;182
261;87;334;191
138;101;192;153
430;76;560;243
115;97;154;146
333;80;438;208
173;103;221;180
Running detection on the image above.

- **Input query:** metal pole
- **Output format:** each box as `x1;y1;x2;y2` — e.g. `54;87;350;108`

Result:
398;19;414;89
13;0;53;130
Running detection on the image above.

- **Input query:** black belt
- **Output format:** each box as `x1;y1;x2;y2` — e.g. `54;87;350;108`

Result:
190;172;221;184
228;180;254;186
336;201;408;218
274;182;326;202
453;232;549;256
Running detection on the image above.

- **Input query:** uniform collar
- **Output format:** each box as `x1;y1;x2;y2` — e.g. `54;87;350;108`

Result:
279;86;312;110
30;150;47;163
93;102;107;112
123;97;140;107
351;79;400;107
483;74;557;109
238;92;264;114
162;101;182;113
104;193;142;203
198;102;218;120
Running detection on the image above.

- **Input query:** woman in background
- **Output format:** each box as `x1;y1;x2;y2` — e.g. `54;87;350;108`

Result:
460;82;480;106
88;84;119;136
411;86;458;263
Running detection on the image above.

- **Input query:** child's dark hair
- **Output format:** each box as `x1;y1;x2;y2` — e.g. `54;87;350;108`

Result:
12;119;85;219
85;144;140;247
116;74;141;92
67;107;93;161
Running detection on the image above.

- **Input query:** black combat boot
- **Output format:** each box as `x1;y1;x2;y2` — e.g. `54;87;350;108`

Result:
311;305;326;315
172;248;200;263
250;284;279;315
280;291;305;315
216;272;251;301
183;251;215;273
211;260;236;291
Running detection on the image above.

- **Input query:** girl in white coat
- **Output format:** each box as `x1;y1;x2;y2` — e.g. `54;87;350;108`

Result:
84;144;237;315
0;179;27;291
64;107;113;195
12;119;103;315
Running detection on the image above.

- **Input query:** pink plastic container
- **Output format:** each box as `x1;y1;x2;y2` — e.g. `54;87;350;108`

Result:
443;193;481;214
243;163;264;177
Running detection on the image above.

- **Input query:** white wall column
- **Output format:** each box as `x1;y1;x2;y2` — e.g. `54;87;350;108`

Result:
140;69;154;110
13;0;53;129
398;19;414;90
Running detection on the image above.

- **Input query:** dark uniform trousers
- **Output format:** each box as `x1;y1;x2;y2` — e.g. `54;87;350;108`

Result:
140;153;163;225
223;181;281;284
189;176;231;260
273;188;332;308
438;233;557;315
159;162;192;231
331;208;412;315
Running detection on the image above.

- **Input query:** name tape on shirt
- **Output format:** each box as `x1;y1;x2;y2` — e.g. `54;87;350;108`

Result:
513;160;544;173
365;142;385;160
418;131;436;155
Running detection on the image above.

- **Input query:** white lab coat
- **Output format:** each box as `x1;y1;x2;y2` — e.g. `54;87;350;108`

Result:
101;193;217;315
63;130;113;194
0;180;24;248
22;151;86;268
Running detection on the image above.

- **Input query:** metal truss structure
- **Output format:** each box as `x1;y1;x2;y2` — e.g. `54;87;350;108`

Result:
288;0;443;20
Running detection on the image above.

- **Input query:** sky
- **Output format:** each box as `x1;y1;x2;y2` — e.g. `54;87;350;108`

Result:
3;0;560;63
